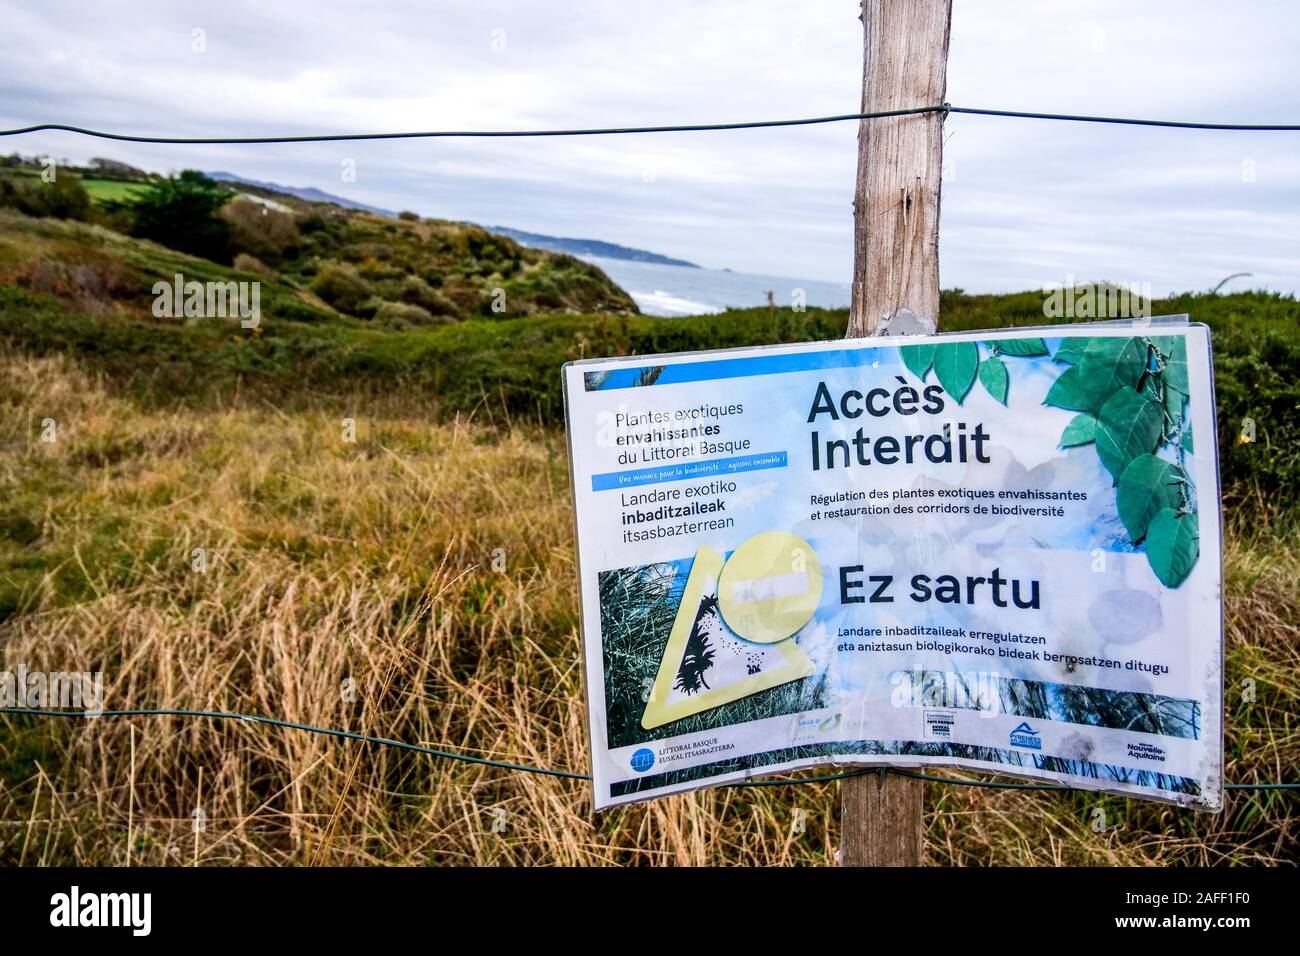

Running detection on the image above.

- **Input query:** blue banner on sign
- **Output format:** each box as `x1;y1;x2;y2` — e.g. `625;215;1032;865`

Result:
591;451;787;491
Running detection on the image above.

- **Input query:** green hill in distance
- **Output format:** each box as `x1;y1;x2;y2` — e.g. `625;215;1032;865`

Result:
0;158;638;324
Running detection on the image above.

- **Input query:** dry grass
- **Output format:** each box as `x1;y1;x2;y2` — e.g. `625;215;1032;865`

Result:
0;352;1294;866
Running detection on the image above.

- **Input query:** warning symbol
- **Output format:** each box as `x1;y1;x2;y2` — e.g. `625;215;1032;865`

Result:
641;540;816;730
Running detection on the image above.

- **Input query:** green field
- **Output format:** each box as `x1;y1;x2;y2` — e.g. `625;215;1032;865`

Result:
79;177;149;202
2;167;146;203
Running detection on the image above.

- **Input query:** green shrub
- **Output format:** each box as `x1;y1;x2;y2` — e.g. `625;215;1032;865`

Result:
395;275;459;317
0;172;93;221
373;300;451;329
309;262;370;314
221;198;300;263
130;171;230;262
271;295;332;324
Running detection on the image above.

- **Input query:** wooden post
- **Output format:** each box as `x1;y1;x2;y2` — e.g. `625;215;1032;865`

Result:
840;0;952;866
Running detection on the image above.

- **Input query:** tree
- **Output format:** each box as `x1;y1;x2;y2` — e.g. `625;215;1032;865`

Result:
130;170;230;262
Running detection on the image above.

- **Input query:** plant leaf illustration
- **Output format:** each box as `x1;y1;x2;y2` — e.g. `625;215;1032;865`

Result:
899;343;936;380
1117;454;1185;543
932;341;980;403
1077;337;1146;411
1060;412;1097;447
1152;335;1190;394
1043;366;1092;411
994;337;1048;356
978;353;1009;404
1053;337;1091;365
1144;508;1199;587
1096;387;1163;480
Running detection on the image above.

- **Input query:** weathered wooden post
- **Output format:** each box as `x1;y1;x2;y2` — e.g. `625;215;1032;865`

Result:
840;0;952;867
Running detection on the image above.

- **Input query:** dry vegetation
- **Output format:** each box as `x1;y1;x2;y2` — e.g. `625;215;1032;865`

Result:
0;352;1295;866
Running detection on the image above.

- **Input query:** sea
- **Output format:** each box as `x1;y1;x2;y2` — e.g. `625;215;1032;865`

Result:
581;255;851;317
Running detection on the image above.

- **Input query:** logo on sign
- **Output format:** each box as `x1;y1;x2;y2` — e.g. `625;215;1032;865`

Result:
1009;722;1042;750
630;748;655;773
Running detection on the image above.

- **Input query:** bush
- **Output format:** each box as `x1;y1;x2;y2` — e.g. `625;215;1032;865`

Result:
396;275;460;317
309;262;370;314
355;296;385;319
273;295;332;324
373;300;451;329
221;198;300;263
7;247;139;314
130;171;230;262
0;172;92;221
232;253;278;279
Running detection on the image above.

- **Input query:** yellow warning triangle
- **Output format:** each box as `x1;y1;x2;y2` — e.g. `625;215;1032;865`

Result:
641;545;814;730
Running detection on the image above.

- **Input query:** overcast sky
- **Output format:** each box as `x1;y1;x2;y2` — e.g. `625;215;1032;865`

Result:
2;0;1296;294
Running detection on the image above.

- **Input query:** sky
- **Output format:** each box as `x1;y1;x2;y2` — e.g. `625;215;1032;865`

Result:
1;0;1296;294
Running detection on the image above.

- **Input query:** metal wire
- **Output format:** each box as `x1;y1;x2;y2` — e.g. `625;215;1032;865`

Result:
1;104;1297;144
0;106;945;144
2;707;1293;793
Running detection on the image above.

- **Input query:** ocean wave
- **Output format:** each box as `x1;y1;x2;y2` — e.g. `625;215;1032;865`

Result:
630;289;723;317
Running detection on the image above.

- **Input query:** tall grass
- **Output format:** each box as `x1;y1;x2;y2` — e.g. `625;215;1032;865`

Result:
0;352;1294;865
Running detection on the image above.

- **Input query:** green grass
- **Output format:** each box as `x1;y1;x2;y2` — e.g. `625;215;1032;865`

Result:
79;178;150;202
0;348;1293;866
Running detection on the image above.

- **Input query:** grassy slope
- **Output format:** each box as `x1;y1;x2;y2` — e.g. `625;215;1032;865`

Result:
0;172;638;322
0;207;1295;865
274;200;639;319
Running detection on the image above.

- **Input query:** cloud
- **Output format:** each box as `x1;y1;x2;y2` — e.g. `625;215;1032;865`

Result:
1;0;1295;293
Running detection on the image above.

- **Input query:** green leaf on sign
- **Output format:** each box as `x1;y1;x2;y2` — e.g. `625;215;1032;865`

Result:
1053;338;1091;365
932;341;980;403
1116;455;1185;544
1060;413;1097;447
978;353;1009;404
993;337;1049;356
1077;337;1146;411
899;343;936;380
1144;508;1199;588
1096;387;1163;480
1163;382;1186;429
1152;335;1189;395
1043;366;1092;411
1184;426;1194;454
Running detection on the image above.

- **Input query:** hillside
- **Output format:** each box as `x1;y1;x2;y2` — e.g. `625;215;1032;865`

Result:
206;171;397;216
0;162;638;323
204;171;701;267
